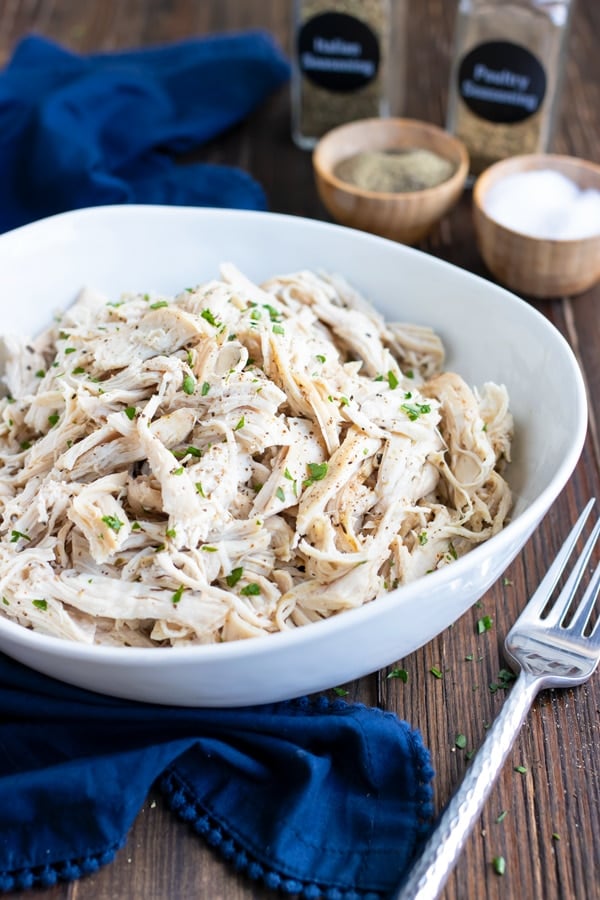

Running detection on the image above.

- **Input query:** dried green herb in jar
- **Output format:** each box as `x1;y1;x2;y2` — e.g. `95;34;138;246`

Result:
291;0;404;149
446;0;574;175
335;148;456;192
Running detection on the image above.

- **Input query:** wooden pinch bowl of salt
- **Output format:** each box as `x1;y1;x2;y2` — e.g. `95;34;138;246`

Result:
473;154;600;298
312;118;469;245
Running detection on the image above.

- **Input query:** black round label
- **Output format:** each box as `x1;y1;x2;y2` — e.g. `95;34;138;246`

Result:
458;41;547;124
297;12;380;92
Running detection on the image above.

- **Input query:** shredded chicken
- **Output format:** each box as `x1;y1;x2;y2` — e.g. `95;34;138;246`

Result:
0;267;513;646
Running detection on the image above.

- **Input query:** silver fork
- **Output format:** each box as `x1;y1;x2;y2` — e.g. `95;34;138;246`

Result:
394;499;600;900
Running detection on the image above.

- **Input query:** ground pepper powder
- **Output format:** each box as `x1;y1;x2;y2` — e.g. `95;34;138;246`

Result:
291;0;405;149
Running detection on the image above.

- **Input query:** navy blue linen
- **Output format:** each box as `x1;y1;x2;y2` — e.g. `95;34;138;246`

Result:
0;653;434;899
0;32;290;232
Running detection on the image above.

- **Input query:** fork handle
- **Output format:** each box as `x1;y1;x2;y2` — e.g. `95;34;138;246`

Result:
393;671;540;900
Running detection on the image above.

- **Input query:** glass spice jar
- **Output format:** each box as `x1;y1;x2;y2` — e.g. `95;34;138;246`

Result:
291;0;406;149
446;0;574;175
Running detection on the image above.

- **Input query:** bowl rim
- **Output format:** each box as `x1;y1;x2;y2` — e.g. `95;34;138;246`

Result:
473;153;600;244
313;116;470;201
0;204;588;669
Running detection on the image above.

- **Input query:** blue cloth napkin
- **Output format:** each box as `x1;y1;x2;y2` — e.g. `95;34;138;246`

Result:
0;31;290;232
0;653;434;899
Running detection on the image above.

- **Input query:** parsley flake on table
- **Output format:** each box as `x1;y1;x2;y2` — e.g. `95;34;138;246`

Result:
492;856;506;876
387;667;409;682
430;666;443;679
514;765;528;774
455;734;467;749
477;615;493;634
333;686;349;697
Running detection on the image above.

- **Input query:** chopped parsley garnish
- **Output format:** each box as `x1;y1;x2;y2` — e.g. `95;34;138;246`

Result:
1;597;8;606
272;323;285;335
303;461;328;487
131;522;141;531
165;528;177;539
182;374;196;395
20;441;31;450
185;446;202;458
404;369;414;379
284;468;294;481
447;542;458;560
101;515;123;533
149;300;168;309
240;583;261;596
72;367;85;375
10;530;30;542
64;347;77;354
201;381;210;396
401;401;431;421
387;668;408;683
263;303;281;322
387;370;399;390
200;308;218;327
195;482;206;497
32;599;48;611
316;354;326;363
250;308;262;321
430;666;443;679
172;467;184;476
276;486;285;502
477;615;493;634
124;406;137;420
202;545;218;552
35;369;45;378
226;567;244;588
47;414;59;427
418;531;428;546
234;416;245;431
492;856;506;876
374;374;384;382
171;585;185;605
489;668;517;693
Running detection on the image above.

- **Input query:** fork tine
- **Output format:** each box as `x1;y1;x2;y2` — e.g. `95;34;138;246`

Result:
522;498;596;619
569;560;600;635
545;516;600;627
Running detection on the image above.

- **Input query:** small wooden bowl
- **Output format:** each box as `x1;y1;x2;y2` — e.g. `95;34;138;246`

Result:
473;154;600;298
313;118;469;245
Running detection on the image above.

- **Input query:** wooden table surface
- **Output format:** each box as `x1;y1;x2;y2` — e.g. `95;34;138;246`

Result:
2;1;599;898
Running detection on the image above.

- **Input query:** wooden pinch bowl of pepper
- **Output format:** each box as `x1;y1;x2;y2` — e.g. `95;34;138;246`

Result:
313;118;469;245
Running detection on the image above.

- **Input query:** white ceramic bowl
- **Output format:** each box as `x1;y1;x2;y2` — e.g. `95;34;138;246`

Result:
0;206;587;706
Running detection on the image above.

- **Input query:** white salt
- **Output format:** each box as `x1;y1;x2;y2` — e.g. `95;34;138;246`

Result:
483;169;600;240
